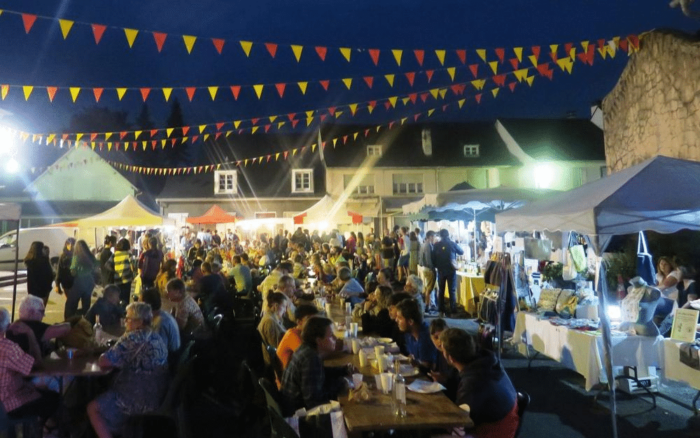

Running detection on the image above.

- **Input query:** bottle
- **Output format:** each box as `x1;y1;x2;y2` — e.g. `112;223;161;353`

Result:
93;315;104;346
616;275;626;302
393;366;407;417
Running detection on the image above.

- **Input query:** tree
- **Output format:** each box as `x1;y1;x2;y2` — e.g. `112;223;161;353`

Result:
166;99;193;167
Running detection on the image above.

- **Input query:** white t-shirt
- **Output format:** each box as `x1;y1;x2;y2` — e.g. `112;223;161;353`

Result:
656;269;681;300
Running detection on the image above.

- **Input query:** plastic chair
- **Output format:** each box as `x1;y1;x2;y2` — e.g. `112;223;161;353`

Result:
0;401;40;438
258;377;283;417
514;391;531;438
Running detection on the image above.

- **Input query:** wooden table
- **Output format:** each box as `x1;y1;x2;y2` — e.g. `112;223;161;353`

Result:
30;355;113;378
323;300;472;435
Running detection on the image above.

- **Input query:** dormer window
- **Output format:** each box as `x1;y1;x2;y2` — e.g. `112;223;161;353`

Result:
367;145;382;156
292;169;314;193
214;170;237;194
463;144;480;158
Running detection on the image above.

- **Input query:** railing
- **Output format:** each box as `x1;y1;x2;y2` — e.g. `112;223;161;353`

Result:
0;273;27;288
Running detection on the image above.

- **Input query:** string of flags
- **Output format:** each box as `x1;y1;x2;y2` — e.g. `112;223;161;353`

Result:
2;8;640;66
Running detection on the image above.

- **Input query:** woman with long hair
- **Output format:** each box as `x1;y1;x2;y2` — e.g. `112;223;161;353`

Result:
66;240;96;319
55;237;76;303
257;291;288;364
24;241;54;307
156;259;177;304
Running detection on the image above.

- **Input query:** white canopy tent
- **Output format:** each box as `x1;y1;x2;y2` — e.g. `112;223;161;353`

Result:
0;203;22;321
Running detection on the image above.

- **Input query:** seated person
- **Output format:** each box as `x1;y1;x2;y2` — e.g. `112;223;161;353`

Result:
197;261;232;316
355;286;393;338
166;278;205;335
396;298;438;371
277;304;319;369
141;288;181;354
258;262;292;295
280;317;351;415
404;274;426;313
440;328;519;438
258;292;289;364
387;292;412;354
85;285;126;333
292;254;306;279
338;267;364;306
231;255;252;297
0;308;60;430
7;296;71;361
188;259;204;284
88;303;169;438
428;318;459;402
276;275;300;328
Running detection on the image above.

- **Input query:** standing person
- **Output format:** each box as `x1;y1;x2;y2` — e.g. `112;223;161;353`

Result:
346;232;357;256
396;227;410;283
212;230;222;246
418;231;437;314
55;238;76;304
433;229;464;318
99;236;117;286
357;232;365;250
138;237;163;289
408;231;420;275
67;240;97;320
24;241;54;307
108;238;134;309
381;235;395;271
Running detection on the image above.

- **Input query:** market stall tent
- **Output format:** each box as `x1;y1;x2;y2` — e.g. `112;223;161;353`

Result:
76;195;168;229
0;203;22;321
186;205;237;225
293;195;379;226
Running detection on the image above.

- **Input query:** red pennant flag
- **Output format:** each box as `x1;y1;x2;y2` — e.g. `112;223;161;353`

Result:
509;58;519;70
531;46;540;59
315;46;327;61
564;42;573;55
420;93;429;102
171;139;176;147
115;142;121;151
508;82;517;92
368;101;377;111
364;129;370;137
185;87;196;102
62;134;69;140
93;88;103;102
537;64;550;77
368;49;380;65
343;135;348;144
405;72;415;87
215;132;222;140
182;126;190;136
287;113;296;121
475;94;482;104
90;133;98;142
140;88;151;102
450;85;463;95
264;125;271;133
119;131;127;140
414;49;425;66
456;49;467;65
363;76;374;89
495;48;505;63
597;39;606;49
469;64;479;78
425;70;434;83
216;122;224;131
619;39;628;52
384;101;391;110
151;141;157;150
389;121;395;129
192;135;199;143
153;32;167;52
284;151;289;160
22;14;37;34
275;83;286;98
150;129;157;138
628;35;640;50
408;93;417;104
230;85;241;100
267;155;271;162
211;38;225;54
251;118;259;126
92;24;107;44
328;107;336;116
545;70;553;80
319;80;329;91
549;50;558;63
47;87;57;102
442;105;448;112
265;43;278;58
414;114;420;122
291;119;299;128
99;142;104;151
320;114;327;122
492;74;506;87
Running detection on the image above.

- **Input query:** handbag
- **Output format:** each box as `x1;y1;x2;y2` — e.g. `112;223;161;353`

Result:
680;343;700;370
636;231;656;286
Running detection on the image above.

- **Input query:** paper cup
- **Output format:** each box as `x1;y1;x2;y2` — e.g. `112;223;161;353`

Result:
351;338;361;354
374;345;385;359
325;303;332;317
352;373;363;389
380;373;393;394
374;374;382;388
377;354;387;372
350;322;358;337
359;352;368;368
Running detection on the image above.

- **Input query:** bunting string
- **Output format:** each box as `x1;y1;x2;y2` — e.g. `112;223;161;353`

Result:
0;8;640;67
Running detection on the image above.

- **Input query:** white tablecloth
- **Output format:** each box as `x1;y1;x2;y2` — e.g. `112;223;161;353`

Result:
513;312;664;391
663;339;700;390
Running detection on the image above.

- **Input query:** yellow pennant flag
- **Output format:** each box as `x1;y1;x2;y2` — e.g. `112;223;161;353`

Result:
489;61;498;75
23;86;33;101
203;134;210;142
166;128;174;138
401;117;407;125
528;55;538;67
439;88;447;99
225;131;232;137
59;19;74;39
376;126;381;133
251;126;259;134
310;144;316;153
69;87;80;102
116;88;127;101
513;47;523;62
182;137;188;143
556;58;573;74
388;96;397;108
526;76;535;87
447;67;456;81
199;125;207;134
471;79;486;90
298;82;308;95
353;132;359;141
349;103;358;115
384;74;395;87
47;134;55;144
208;86;218;100
269;115;278;123
233;120;242;129
161;140;166;149
253;84;264;99
607;42;617;58
569;47;576;61
581;41;589;52
340;47;351;62
142;141;147;151
124;28;138;48
105;132;113;141
514;69;528;82
182;35;196;54
549;44;558;56
428;109;435;117
430;88;439;99
392;49;402;66
335;110;343;118
135;130;142;139
342;78;352;90
458;98;466;109
240;41;253;57
306;117;313;126
76;133;84;142
305;110;314;119
491;88;499;98
107;142;113;151
435;49;446;65
278;121;285;129
332;139;337;148
402;97;410;106
91;142;96;150
162;88;172;101
598;44;608;59
476;49;487;62
291;45;303;62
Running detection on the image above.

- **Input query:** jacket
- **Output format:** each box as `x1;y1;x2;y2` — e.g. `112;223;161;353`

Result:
432;237;464;273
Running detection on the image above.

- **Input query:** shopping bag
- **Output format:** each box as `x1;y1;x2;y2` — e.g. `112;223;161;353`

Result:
568;245;586;272
636;231;656;286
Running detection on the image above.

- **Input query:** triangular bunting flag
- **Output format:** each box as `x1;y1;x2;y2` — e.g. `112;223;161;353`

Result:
166;128;174;138
298;82;308;95
388;96;397;108
46;87;57;102
315;46;327;61
368;49;380;65
182;35;197;54
140;88;151;102
185;87;196;102
124;28;139;48
275;83;286;98
92;24;106;44
291;45;303;62
240;41;253;56
116;88;127;101
469;64;479;78
363;76;374;89
414;49;425;66
458;98;466;108
435;49;446;65
208;86;218;100
319;80;329;91
349;104;357;115
342;78;352;90
69;87;80;102
212;38;225;54
405;72;415;86
21;14;37;34
476;49;487;62
489;61;498;74
384;74;395;87
492;88;499;98
153;32;167;52
456;49;466;64
265;43;278;58
428;109;435;117
447;67;456;81
23;86;33;101
340;47;351;62
230;85;241;100
425;70;434;83
162;88;173;101
392;49;402;66
59;19;74;39
514;47;523;62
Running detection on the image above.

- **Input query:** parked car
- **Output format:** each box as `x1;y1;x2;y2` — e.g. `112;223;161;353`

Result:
0;226;75;272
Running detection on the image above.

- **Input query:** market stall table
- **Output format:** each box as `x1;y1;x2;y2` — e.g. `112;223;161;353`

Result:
663;339;700;412
455;271;485;314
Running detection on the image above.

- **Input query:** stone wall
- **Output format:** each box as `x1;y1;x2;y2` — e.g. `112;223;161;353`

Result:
603;31;700;172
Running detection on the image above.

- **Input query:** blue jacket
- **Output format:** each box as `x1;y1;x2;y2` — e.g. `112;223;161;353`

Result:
432;237;464;273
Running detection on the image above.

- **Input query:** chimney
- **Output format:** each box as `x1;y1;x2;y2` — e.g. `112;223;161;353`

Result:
421;127;432;156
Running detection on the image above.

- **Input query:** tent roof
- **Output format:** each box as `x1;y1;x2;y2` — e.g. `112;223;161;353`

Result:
186;205;237;224
496;155;700;238
76;195;166;228
0;203;21;221
294;195;380;225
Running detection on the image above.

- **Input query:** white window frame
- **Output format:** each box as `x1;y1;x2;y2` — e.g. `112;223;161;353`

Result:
392;173;424;195
367;145;382;156
292;169;314;193
344;174;375;195
214;170;237;195
463;144;480;157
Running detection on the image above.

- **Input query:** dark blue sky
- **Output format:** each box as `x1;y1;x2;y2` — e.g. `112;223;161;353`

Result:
0;0;697;138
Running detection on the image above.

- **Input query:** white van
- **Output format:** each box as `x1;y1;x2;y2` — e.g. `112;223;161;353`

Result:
0;227;75;272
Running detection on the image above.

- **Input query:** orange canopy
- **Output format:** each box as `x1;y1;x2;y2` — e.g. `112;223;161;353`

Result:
186;205;237;224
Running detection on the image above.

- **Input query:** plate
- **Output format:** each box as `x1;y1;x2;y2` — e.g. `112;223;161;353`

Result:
400;365;420;377
407;380;445;394
377;337;393;344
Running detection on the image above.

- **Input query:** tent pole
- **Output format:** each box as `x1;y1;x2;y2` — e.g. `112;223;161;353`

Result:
10;221;19;322
473;210;477;262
